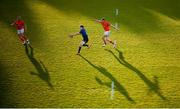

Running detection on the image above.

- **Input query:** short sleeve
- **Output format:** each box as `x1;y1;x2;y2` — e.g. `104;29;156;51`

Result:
79;29;83;34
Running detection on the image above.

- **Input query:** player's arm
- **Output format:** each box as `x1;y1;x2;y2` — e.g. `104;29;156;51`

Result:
69;32;81;38
24;22;27;32
10;20;15;26
110;24;119;31
94;19;102;23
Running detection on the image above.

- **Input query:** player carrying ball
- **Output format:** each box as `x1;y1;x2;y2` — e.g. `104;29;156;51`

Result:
95;18;118;48
69;25;91;55
11;16;30;45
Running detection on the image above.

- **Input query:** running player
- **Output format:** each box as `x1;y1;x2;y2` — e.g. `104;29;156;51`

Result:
11;16;30;45
69;25;90;55
95;18;118;48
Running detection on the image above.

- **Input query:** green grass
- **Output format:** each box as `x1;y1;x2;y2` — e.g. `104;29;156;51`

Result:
0;0;180;108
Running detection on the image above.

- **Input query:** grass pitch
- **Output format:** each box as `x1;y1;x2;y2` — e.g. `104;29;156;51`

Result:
0;0;180;108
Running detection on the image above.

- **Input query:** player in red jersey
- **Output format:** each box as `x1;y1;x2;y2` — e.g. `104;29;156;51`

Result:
11;16;30;45
95;18;118;48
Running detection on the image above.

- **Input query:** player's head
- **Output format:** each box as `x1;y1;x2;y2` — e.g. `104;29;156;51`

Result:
80;25;84;29
17;16;21;20
101;18;105;21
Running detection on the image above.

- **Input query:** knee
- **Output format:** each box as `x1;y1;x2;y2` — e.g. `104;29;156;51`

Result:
79;43;83;47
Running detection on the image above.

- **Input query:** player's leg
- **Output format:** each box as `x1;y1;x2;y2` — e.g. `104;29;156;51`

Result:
84;39;92;49
23;35;30;44
19;36;26;44
102;36;107;47
17;30;26;45
20;34;28;45
83;43;88;46
106;37;114;44
102;31;111;47
77;41;85;55
105;31;117;48
106;38;116;48
82;39;89;47
21;29;30;44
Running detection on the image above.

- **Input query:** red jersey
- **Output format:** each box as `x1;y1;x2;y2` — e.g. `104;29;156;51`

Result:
101;21;110;31
15;20;25;30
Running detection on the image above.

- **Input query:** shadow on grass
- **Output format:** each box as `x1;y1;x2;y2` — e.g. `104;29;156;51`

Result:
79;54;135;103
105;48;166;100
25;45;53;89
39;0;179;34
0;63;16;107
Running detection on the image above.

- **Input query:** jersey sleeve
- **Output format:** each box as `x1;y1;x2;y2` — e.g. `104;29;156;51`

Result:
79;29;82;34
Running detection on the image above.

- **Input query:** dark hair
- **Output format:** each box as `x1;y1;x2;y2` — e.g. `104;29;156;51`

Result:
102;18;105;20
80;25;84;28
17;16;21;20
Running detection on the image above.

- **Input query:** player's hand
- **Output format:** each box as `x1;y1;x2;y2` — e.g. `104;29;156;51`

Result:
10;23;14;26
94;19;100;23
69;34;73;38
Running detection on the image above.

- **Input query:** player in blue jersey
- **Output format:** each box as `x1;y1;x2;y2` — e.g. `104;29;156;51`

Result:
69;25;91;55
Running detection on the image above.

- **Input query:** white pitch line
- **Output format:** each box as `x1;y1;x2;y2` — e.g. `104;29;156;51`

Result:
111;81;115;100
115;9;119;28
116;9;119;16
115;22;118;28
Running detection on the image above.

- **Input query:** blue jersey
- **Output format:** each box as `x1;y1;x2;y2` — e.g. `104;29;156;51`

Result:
79;28;88;41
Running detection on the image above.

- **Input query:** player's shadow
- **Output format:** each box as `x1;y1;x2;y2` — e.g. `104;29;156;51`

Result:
105;48;166;100
79;54;135;103
25;45;53;89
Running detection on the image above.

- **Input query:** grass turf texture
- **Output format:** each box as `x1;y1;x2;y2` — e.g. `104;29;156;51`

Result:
0;0;180;108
